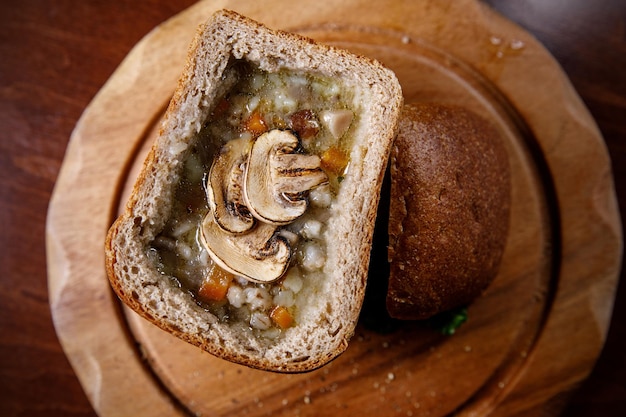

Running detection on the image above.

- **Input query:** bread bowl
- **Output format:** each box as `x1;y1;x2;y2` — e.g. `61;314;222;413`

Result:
105;10;403;372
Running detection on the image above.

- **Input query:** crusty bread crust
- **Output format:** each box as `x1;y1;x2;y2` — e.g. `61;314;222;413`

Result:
386;104;510;320
105;10;403;372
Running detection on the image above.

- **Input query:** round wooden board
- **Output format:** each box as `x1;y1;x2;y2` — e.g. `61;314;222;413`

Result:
46;1;622;416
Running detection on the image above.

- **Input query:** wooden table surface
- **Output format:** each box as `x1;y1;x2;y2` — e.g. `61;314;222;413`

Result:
1;1;624;416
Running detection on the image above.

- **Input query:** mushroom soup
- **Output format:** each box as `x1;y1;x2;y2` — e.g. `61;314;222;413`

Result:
149;60;358;338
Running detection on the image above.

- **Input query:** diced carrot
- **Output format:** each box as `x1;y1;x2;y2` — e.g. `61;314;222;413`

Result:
243;110;268;136
320;146;349;175
270;305;294;329
198;265;234;302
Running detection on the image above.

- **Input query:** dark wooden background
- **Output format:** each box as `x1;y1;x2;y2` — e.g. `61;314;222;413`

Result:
1;1;624;415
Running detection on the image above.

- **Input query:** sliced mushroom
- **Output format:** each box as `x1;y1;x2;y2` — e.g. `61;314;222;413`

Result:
244;130;328;225
200;213;291;283
205;137;255;234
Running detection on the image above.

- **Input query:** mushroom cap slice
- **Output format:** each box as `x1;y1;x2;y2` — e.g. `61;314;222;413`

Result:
206;137;255;234
200;212;291;283
244;130;328;225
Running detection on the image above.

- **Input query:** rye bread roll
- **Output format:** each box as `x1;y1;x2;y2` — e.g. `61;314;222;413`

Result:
105;10;403;372
386;104;510;320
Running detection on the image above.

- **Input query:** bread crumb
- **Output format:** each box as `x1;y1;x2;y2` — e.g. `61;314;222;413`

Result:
510;39;525;50
490;36;502;46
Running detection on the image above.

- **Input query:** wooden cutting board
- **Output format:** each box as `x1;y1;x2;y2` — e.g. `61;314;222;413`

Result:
46;0;622;416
